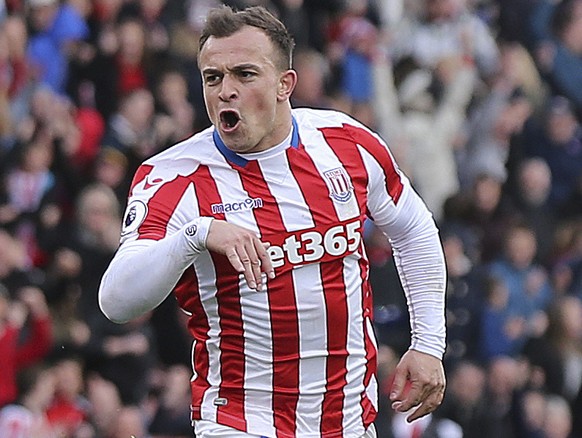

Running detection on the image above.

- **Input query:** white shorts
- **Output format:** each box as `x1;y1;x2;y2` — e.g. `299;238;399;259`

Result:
194;420;377;437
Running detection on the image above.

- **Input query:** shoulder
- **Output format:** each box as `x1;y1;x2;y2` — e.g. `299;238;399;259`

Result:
292;107;363;129
128;127;217;194
292;107;378;142
142;126;215;169
293;107;386;145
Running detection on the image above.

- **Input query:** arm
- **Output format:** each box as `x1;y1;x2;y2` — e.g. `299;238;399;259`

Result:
14;287;53;367
376;186;447;422
365;143;447;421
98;220;207;324
99;217;274;323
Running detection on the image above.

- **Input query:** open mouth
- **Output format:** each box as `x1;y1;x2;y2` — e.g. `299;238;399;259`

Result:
219;110;241;131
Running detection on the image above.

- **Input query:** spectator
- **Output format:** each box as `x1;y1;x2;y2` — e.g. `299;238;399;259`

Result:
394;53;477;220
523;295;582;415
147;364;193;437
45;352;93;437
0;362;57;437
509;157;557;265
484;356;525;436
25;0;89;95
454;171;520;264
479;275;526;361
390;0;500;81
533;0;582;116
527;96;582;211
83;372;123;437
551;221;582;299
441;228;483;365
91;146;130;207
290;47;335;110
457;86;532;192
0;285;53;407
0;15;31;149
83;311;157;407
545;296;582;402
435;360;493;438
99;87;164;179
153;68;196;147
488;223;553;328
543;394;574;438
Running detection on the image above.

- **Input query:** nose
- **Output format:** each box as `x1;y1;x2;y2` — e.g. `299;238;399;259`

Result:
218;74;238;101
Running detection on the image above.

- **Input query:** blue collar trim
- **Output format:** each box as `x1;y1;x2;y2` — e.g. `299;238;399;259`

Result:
213;117;299;167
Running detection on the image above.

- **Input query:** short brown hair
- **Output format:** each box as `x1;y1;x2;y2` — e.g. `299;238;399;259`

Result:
198;6;295;70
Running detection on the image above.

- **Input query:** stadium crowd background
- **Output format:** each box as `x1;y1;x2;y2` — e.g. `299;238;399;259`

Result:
0;0;581;436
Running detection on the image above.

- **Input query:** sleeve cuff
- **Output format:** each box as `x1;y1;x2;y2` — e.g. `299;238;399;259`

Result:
182;217;214;253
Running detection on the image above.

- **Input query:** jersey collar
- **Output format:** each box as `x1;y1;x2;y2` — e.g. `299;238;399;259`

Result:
213;117;299;167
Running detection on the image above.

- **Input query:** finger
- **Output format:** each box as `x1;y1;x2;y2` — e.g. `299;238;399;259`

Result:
226;248;245;273
389;367;408;402
393;381;423;412
406;390;445;423
236;245;258;290
241;237;264;290
256;240;275;279
249;254;263;291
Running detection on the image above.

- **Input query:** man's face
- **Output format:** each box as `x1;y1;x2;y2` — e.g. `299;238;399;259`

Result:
199;26;292;153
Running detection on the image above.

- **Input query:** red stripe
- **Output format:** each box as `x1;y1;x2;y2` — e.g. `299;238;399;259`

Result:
320;124;403;205
320;260;349;435
193;166;248;431
129;164;153;197
213;250;247;431
138;175;191;240
287;144;341;225
238;161;300;437
174;266;209;420
360;254;378;429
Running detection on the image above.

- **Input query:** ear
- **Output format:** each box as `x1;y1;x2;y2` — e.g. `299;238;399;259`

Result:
277;69;297;102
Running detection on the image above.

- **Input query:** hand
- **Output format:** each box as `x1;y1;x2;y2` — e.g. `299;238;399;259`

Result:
206;220;275;291
18;286;50;318
389;349;446;422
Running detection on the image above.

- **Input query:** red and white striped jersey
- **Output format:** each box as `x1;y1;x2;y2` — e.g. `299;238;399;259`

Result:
117;108;446;437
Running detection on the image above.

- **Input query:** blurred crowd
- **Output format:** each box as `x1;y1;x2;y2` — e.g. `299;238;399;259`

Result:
0;0;581;436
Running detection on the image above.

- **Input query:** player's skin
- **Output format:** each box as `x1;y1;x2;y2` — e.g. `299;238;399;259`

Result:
198;25;445;423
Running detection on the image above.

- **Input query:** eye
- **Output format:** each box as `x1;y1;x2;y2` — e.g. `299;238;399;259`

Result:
239;70;255;80
204;74;221;85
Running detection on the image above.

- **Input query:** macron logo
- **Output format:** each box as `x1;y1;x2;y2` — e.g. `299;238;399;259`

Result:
211;197;263;214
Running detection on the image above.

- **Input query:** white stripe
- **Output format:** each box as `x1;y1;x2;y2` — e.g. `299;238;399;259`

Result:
341;255;368;436
258;152;314;232
208;166;261;232
356;144;401;218
365;373;378;413
292;263;328;435
165;183;200;235
189;180;222;423
238;275;276;435
193;252;221;423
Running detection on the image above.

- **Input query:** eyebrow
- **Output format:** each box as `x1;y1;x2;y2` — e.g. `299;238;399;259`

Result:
202;63;261;75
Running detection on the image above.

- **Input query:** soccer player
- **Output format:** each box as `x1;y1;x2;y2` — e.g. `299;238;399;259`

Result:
98;6;447;437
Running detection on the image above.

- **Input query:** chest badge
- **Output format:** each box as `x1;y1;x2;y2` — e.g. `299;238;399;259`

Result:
323;167;354;203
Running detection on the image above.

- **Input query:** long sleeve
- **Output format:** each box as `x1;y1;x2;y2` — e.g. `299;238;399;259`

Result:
15;315;53;366
98;217;213;323
370;180;447;359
